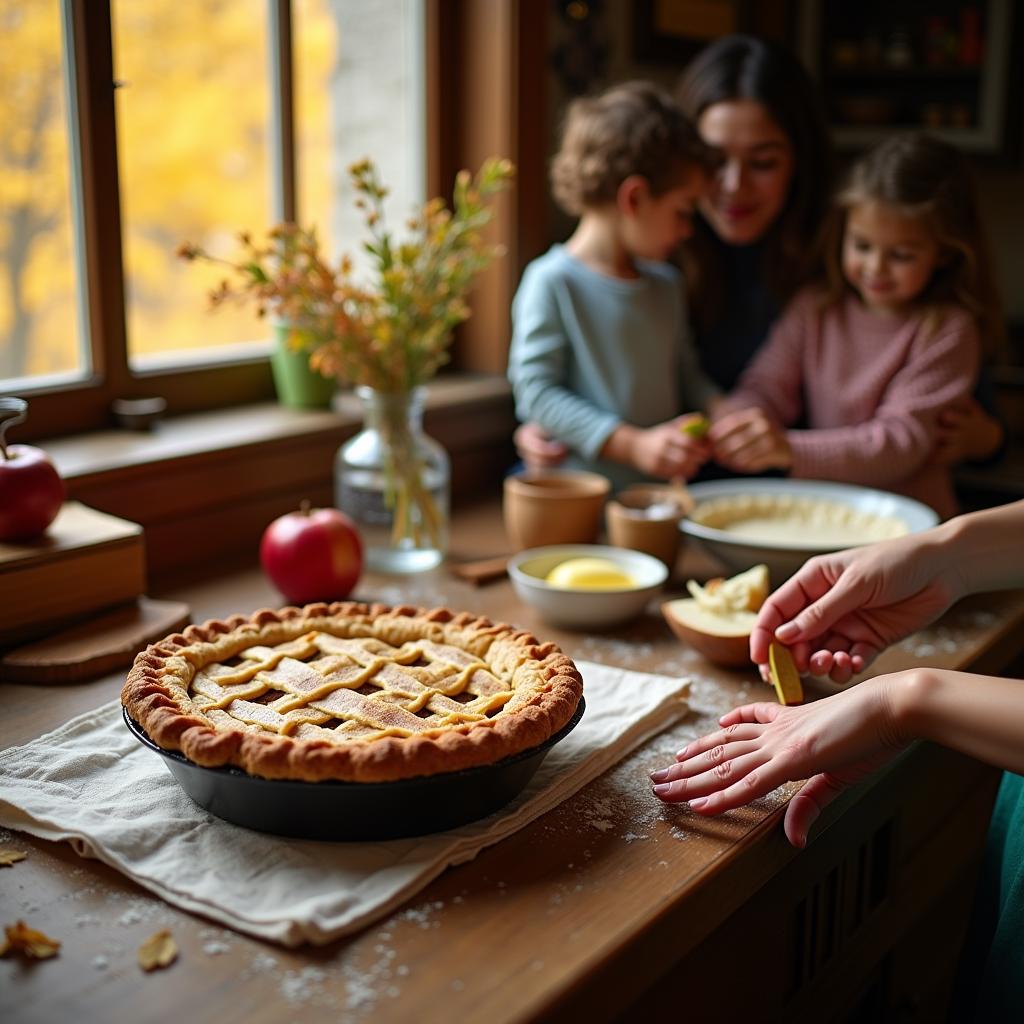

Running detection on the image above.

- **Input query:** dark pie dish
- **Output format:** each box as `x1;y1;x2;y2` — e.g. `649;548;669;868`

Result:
123;697;584;841
119;601;585;839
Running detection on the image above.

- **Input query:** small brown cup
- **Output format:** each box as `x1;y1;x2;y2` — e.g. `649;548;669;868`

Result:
503;470;611;551
605;484;692;571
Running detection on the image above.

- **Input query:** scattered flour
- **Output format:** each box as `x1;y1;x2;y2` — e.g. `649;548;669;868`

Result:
280;966;327;1005
245;952;279;976
898;610;1001;660
397;899;445;928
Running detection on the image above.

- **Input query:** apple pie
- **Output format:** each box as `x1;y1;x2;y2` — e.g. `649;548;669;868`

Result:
121;602;583;783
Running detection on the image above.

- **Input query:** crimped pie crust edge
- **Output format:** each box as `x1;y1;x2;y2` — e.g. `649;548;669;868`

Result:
121;601;583;783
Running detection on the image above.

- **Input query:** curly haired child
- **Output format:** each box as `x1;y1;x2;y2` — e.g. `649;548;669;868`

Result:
507;80;721;490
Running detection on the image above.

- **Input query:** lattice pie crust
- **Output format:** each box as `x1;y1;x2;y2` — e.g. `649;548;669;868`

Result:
122;602;583;783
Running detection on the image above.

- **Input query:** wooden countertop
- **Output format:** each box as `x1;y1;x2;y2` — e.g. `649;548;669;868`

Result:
3;497;1023;1023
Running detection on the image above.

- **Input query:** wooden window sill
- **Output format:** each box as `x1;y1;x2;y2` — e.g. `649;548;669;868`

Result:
48;375;516;587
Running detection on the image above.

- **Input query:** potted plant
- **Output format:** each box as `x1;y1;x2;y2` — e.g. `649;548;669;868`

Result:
179;156;513;571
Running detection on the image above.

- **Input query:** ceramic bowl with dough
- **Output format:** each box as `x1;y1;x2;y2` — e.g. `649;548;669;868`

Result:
680;479;939;581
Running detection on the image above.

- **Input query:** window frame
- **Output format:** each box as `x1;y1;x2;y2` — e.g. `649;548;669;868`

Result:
5;0;546;442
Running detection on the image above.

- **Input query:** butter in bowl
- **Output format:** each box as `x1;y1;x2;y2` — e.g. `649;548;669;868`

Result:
508;544;668;630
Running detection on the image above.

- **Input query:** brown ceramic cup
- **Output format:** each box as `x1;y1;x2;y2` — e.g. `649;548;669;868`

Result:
503;470;611;551
605;484;693;571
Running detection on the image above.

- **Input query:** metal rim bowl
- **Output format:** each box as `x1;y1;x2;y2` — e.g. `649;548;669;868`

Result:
680;478;939;581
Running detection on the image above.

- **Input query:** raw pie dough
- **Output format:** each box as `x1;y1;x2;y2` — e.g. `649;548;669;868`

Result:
690;494;909;547
121;602;583;783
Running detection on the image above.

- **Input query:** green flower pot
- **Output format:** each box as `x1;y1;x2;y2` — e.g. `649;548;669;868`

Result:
270;323;336;409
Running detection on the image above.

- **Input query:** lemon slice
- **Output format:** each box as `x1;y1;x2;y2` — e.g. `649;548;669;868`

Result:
768;641;803;705
545;557;635;590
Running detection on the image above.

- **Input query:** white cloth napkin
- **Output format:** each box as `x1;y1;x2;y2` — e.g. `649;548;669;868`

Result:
0;660;689;947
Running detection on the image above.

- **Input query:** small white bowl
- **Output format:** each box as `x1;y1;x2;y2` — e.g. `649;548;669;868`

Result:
680;478;939;581
507;544;668;630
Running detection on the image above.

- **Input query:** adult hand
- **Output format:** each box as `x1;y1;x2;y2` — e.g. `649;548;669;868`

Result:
514;422;569;470
627;419;711;479
928;397;1004;466
709;407;792;472
751;533;961;684
650;675;909;847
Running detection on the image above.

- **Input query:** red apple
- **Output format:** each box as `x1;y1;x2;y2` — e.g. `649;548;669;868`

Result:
260;503;363;604
0;443;66;542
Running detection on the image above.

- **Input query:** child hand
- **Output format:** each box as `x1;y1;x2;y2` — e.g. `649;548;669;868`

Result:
514;422;569;470
709;407;792;472
649;674;909;847
928;398;1003;466
629;418;711;479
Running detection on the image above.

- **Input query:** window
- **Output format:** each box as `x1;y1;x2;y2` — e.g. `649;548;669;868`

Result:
0;2;85;386
1;0;428;438
294;0;425;270
113;1;275;366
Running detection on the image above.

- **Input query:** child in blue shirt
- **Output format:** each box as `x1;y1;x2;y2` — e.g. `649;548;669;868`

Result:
507;81;720;491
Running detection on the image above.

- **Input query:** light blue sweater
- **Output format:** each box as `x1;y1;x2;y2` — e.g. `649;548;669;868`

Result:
508;244;717;490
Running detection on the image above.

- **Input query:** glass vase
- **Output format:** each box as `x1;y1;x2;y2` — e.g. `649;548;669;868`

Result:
335;386;450;573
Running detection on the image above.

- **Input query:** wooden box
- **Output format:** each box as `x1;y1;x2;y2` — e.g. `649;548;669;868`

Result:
0;502;146;648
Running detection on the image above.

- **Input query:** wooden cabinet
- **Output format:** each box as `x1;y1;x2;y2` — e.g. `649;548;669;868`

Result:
796;0;1016;153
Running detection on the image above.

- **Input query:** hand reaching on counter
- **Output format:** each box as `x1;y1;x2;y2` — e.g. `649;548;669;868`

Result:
650;675;908;847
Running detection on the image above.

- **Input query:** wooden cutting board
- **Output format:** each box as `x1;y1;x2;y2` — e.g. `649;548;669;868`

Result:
0;501;147;647
0;597;190;684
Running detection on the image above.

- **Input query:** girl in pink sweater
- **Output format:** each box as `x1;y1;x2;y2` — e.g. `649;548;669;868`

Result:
709;133;1003;519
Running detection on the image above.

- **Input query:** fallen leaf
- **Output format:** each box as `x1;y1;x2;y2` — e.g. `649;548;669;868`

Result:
138;929;178;971
0;849;27;867
0;920;61;959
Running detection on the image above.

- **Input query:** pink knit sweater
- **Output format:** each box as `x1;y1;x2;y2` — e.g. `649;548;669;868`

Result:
723;289;980;519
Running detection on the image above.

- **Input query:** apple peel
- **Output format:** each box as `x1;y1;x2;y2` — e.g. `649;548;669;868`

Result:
768;642;803;705
679;414;710;439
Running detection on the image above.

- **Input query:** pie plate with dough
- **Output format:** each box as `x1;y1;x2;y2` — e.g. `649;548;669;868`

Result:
680;479;939;580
